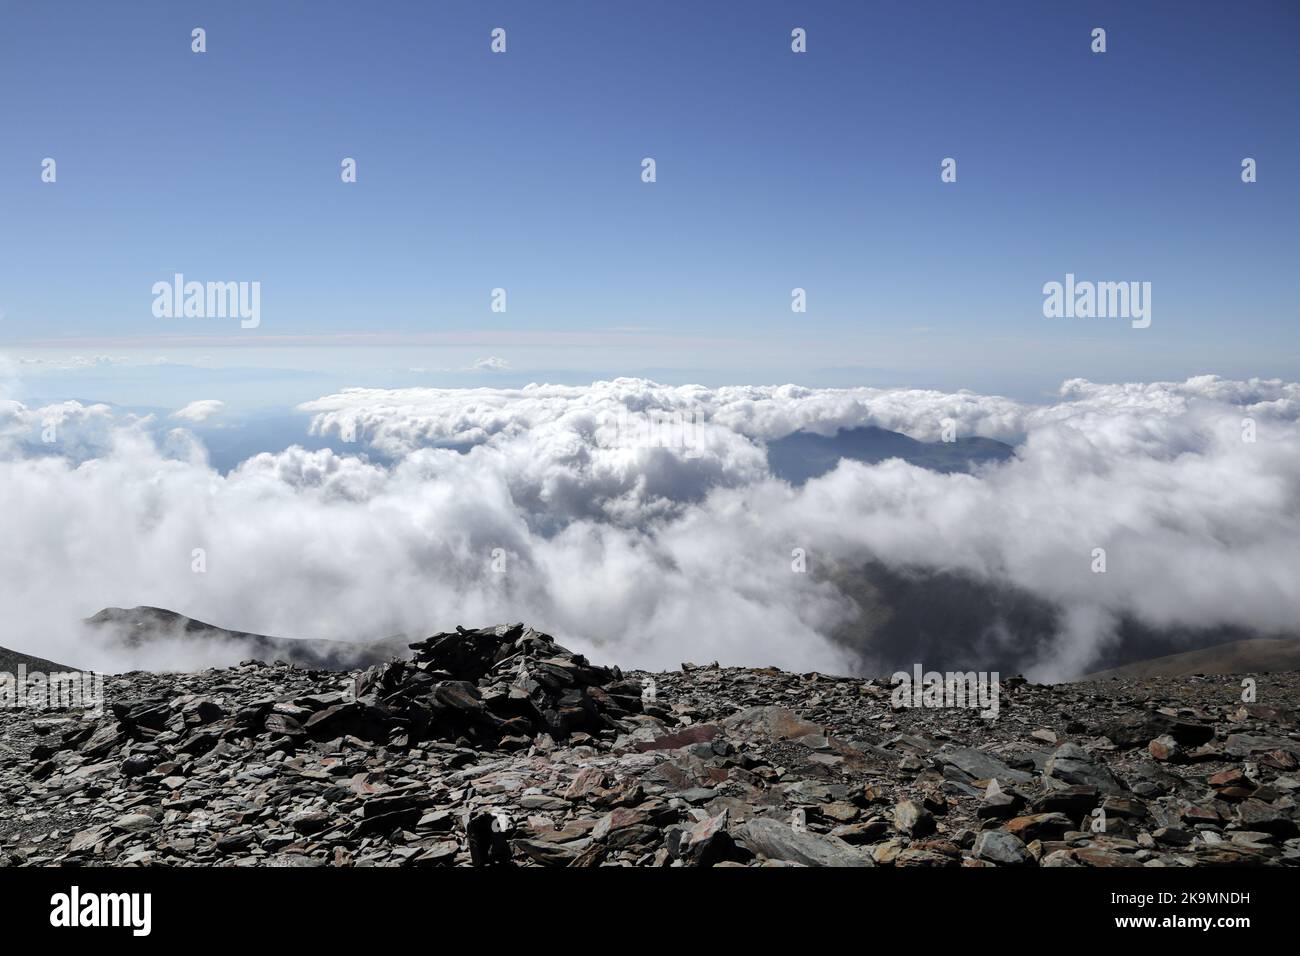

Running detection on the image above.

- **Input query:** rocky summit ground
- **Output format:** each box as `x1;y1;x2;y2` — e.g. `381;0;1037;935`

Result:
1;624;1298;868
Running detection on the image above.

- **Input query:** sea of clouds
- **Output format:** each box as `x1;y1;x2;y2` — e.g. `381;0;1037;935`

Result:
1;372;1297;679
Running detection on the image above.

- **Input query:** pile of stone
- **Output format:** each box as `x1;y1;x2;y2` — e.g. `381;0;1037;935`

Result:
330;624;648;750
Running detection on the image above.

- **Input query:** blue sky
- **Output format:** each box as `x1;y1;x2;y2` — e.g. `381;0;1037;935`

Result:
1;0;1297;405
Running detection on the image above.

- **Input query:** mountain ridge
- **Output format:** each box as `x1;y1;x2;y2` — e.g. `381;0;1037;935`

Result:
1;605;1294;682
82;606;407;671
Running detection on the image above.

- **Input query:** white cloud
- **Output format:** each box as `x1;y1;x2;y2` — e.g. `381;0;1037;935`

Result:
0;376;1296;679
299;378;1031;457
408;357;514;374
171;399;226;423
0;399;124;460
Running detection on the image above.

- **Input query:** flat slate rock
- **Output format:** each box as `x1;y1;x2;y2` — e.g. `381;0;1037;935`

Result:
740;817;873;867
939;745;1033;784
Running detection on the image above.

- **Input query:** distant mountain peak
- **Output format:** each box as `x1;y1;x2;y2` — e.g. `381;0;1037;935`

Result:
767;426;1014;485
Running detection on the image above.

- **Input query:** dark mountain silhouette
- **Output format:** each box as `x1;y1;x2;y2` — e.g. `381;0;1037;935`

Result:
817;559;1300;681
0;645;79;675
767;426;1015;484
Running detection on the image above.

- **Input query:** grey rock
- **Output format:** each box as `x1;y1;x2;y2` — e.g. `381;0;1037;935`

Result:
973;829;1032;866
939;746;1033;784
893;799;936;837
740;817;873;867
1044;743;1123;794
